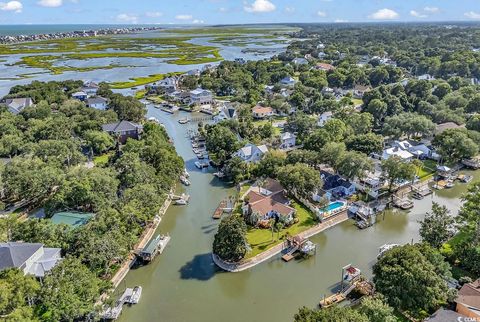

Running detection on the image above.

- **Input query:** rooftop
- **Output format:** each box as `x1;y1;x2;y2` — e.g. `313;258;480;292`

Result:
102;120;143;133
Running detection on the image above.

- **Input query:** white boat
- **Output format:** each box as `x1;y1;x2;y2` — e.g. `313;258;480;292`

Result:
183;169;190;178
178;118;190;124
195;161;208;169
377;244;400;258
148;117;160;124
129;286;142;304
343;265;361;282
175;198;187;205
180;176;191;186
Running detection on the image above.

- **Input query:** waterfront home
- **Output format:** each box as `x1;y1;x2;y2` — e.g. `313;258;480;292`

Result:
252;105;274;119
102;120;143;144
381;146;414;161
353;85;371;98
155;77;178;94
190;88;213;105
280;76;296;87
426;308;465;322
81;81;99;96
353;173;383;199
0;242;61;278
316;63;335;72
234;143;268;163
169;91;191;104
391;140;439;160
279;132;296;150
312;171;355;202
235;58;246;65
186;69;201;77
72;91;88;101
213;102;237;123
86;96;108;110
4;97;34;114
242;178;296;226
455;279;480;318
318;111;333;127
50;211;95;228
292;57;308;65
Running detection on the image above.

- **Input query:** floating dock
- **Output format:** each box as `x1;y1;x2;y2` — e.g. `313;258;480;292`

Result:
100;286;142;320
137;234;171;262
212;200;227;219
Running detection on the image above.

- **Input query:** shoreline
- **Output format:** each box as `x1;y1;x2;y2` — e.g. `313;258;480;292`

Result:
213;212;349;272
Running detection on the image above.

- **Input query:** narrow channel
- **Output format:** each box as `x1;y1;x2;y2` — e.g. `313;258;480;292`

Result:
117;104;478;322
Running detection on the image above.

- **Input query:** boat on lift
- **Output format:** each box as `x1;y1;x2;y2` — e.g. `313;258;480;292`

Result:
180;176;191;186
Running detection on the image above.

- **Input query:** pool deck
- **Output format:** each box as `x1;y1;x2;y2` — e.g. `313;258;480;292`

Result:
213;211;349;272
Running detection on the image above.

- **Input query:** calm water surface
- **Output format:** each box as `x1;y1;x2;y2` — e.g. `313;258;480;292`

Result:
116;106;478;322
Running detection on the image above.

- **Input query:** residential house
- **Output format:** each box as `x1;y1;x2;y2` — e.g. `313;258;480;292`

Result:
292;57;308;65
86;96;108;110
102;120;143;144
50;212;95;229
321;87;334;96
353;85;371;98
252;105;274;119
213;102;237;123
381;146;413;161
169;91;191;104
391;140;439;160
235;58;246;65
186;69;201;77
354;173;382;199
0;242;61;278
81;81;99;96
318;52;326;59
156;77;178;94
242;178;296;225
316;63;335;72
234;143;268;163
190;88;213;105
4;97;34;114
435;122;464;135
426;308;465;322
317;43;325;49
455;279;480;318
280;76;296;87
72;91;88;101
312;171;356;202
318;111;333;127
279;132;296;149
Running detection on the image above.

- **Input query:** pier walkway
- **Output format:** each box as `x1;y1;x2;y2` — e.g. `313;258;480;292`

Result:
213;212;349;272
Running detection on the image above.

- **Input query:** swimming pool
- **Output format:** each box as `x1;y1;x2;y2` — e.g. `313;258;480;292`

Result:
324;201;345;212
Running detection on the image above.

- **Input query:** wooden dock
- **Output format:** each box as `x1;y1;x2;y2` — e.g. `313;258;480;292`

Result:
212;200;227;219
281;246;299;262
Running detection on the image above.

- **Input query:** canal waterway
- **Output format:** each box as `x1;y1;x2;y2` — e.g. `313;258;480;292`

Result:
117;106;478;322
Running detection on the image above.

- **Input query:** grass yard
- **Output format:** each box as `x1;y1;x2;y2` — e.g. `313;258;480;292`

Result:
245;201;317;258
93;153;112;166
417;159;437;180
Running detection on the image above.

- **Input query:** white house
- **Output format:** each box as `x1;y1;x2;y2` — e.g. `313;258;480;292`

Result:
214;103;237;123
280;76;296;87
418;74;435;81
81;81;99;96
353;85;371;98
318;111;333;127
280;132;296;149
382;146;414;161
292;57;308;65
0;242;61;278
190;88;213;105
86;96;108;110
353;173;382;199
321;87;334;96
72;91;88;101
252;105;274;119
234;143;268;163
391;140;439;160
4;97;34;114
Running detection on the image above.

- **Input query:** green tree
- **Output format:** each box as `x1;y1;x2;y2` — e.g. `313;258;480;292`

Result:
346;133;383;155
318;142;346;170
357;295;397;322
108;94;145;122
294;306;369;322
373;244;449;315
365;99;388;127
419;202;454;248
83;130;115;154
381;156;416;192
277;163;321;198
0;269;40;321
205;124;241;164
433;129;478;163
39;258;102;322
253;150;286;178
337;151;373;180
458;182;480;244
213;214;248;262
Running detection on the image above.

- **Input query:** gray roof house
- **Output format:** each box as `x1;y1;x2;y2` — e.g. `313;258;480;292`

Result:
234;143;268;163
102;120;143;144
4;97;34;114
86;96;108;110
0;242;61;277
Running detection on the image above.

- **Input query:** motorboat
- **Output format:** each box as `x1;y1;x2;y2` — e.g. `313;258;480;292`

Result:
377;244;400;258
129;286;142;304
175;198;188;205
183;169;190;178
180;176;191;186
178;118;190;124
148;116;160;123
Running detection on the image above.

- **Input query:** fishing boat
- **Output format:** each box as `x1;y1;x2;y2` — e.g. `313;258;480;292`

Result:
213;171;225;178
129;286;142;304
377;244;400;258
175;198;188;205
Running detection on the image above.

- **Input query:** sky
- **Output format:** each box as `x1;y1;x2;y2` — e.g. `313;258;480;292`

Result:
0;0;480;25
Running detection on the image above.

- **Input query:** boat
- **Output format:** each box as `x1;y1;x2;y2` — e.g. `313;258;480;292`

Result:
195;161;209;169
445;180;454;188
148;116;160;123
180;176;191;186
178;118;190;124
461;175;473;183
139;234;171;261
183;169;190;178
377;244;400;258
213;171;225;178
343;265;361;282
175;198;188;205
129;286;142;304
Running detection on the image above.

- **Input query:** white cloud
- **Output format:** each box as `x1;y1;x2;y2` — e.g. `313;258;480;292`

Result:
145;11;162;18
410;10;427;18
192;19;205;24
284;6;294;13
244;0;276;13
0;1;22;12
317;11;326;17
37;0;62;7
334;19;348;23
369;8;399;20
175;14;192;20
116;13;138;24
218;7;228;13
424;6;439;13
465;11;480;19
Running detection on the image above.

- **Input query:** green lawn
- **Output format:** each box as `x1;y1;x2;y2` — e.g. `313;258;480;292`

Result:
417;159;437;180
93;153;112;167
352;98;363;106
245;201;317;258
